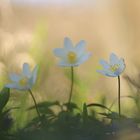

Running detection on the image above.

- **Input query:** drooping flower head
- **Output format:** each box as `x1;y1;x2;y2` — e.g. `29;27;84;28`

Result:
5;63;38;90
97;53;125;77
53;37;92;67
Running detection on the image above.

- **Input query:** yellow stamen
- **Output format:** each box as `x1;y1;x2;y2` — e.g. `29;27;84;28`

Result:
110;64;119;72
67;51;77;63
19;77;28;86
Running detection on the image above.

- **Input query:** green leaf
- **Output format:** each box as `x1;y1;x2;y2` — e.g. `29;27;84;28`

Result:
28;101;60;116
82;103;88;122
64;102;80;112
0;88;10;112
28;101;60;110
87;103;112;112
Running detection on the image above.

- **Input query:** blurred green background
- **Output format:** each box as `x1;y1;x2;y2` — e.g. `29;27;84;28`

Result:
1;0;140;134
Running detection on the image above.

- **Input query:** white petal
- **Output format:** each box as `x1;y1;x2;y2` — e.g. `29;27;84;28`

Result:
16;86;29;91
75;40;86;56
5;82;31;91
53;48;66;58
113;60;125;76
96;70;107;76
9;74;21;82
58;52;91;67
15;84;30;91
97;69;117;77
99;60;110;69
58;61;78;67
106;73;118;77
110;53;120;65
119;58;125;71
22;63;31;77
64;37;73;50
31;65;38;84
114;70;121;76
77;53;92;65
5;83;19;89
106;71;117;77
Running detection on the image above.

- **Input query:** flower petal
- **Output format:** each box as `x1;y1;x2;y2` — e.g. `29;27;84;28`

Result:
75;40;86;56
53;48;66;58
96;70;107;76
64;37;73;50
22;63;31;77
9;74;21;82
58;61;78;67
105;72;118;77
54;38;91;67
99;60;110;69
77;53;92;65
97;69;118;77
5;83;19;89
113;58;125;76
119;58;125;71
31;65;38;84
110;53;119;65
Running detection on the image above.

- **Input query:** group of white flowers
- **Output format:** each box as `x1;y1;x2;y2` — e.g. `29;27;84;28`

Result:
5;37;125;91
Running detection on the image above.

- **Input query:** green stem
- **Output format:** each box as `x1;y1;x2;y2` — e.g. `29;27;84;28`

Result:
28;89;41;121
68;67;74;105
118;76;121;117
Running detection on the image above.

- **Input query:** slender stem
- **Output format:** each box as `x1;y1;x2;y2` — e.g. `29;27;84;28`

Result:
28;89;41;120
118;76;121;117
68;67;74;105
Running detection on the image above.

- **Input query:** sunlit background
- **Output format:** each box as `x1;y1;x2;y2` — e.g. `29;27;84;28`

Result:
1;0;140;133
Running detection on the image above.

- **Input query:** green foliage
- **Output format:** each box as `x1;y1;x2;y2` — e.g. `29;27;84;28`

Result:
87;103;112;112
2;90;140;140
0;88;10;113
15;101;111;140
0;88;14;140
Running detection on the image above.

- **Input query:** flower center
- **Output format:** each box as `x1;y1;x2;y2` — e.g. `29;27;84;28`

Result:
19;77;28;86
110;64;119;72
67;51;77;63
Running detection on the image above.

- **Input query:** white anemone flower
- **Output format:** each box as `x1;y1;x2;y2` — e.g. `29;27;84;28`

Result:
5;63;38;90
97;53;125;77
53;37;92;67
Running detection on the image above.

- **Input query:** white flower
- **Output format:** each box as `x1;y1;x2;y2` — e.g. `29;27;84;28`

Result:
53;37;92;67
5;63;38;90
97;53;125;77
